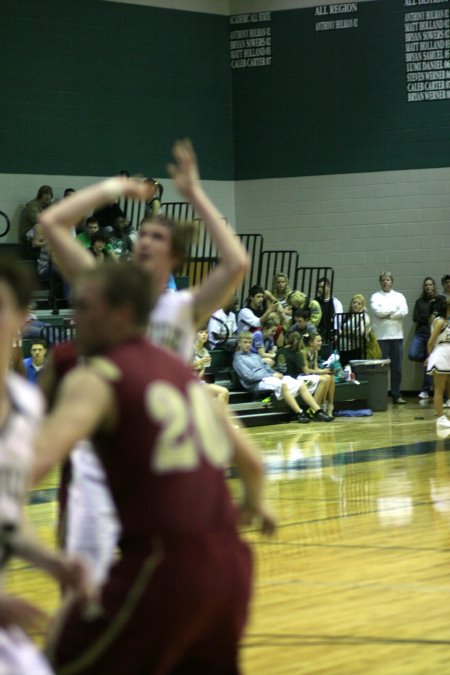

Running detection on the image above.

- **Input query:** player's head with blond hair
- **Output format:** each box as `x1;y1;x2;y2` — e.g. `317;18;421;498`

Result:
134;215;197;284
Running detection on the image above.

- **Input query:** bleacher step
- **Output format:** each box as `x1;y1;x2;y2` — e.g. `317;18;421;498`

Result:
237;410;293;428
228;390;253;403
229;401;271;412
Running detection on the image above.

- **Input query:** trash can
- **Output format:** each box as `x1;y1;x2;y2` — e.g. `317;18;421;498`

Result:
349;359;391;412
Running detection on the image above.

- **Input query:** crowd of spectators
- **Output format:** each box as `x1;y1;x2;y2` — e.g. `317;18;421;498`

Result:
204;271;450;416
17;183;181;311
14;190;450;414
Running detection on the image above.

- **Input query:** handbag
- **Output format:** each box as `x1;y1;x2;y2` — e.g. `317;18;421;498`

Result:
366;330;382;360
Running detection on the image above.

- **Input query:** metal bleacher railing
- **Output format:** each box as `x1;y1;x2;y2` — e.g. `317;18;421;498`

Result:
296;266;334;301
119;193;265;305
296;266;335;343
118;195;336;318
257;250;299;292
39;320;76;345
333;311;368;363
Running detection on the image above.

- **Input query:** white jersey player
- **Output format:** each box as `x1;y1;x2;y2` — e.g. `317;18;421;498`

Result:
0;259;86;675
38;140;249;586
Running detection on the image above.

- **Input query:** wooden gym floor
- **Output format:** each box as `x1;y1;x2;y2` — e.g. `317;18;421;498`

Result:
9;398;450;674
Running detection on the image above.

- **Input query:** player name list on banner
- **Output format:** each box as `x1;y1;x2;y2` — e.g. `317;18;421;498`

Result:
230;12;272;69
315;2;359;32
405;0;450;101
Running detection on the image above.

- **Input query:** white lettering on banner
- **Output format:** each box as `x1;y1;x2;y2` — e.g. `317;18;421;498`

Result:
230;12;272;68
315;3;359;31
404;3;450;101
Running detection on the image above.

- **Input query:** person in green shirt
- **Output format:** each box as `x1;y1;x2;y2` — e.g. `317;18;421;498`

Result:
76;216;100;248
76;217;115;257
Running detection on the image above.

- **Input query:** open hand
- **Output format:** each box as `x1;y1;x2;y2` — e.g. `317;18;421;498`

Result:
167;139;200;198
121;177;157;202
240;502;277;536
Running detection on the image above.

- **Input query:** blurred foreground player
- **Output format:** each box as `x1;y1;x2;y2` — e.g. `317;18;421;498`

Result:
0;257;86;675
33;265;275;674
38;140;249;586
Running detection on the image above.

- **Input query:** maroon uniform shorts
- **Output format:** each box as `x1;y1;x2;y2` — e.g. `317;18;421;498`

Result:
47;532;252;674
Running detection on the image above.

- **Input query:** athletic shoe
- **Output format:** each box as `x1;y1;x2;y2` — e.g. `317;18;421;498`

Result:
393;396;407;404
436;415;450;429
312;409;334;422
297;412;311;424
418;391;429;400
444;400;450;409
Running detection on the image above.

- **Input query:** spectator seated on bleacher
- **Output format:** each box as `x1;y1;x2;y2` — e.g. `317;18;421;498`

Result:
299;333;335;416
237;285;276;333
76;216;106;250
338;294;372;365
265;307;287;348
88;232;117;265
275;332;326;410
264;272;293;325
250;319;278;367
144;178;163;218
233;332;333;423
19;185;53;247
208;295;238;352
23;339;48;385
287;308;318;340
21;306;51;340
315;277;343;339
108;216;133;262
287;290;322;328
192;327;229;406
93;199;127;231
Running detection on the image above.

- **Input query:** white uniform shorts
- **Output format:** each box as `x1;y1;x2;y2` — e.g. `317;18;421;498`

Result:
0;627;53;675
258;375;302;400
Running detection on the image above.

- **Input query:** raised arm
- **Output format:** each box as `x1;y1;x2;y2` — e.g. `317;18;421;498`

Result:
33;367;115;484
38;178;154;284
167;140;249;326
226;422;276;535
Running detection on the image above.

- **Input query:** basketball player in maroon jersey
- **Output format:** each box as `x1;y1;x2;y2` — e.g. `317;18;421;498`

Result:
37;140;250;587
33;264;275;674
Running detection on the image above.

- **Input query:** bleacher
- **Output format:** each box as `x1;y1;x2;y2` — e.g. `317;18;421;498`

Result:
205;346;369;427
3;198;369;427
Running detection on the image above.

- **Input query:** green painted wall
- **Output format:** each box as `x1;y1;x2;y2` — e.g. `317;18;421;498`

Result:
1;0;232;178
4;1;450;182
232;0;450;179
